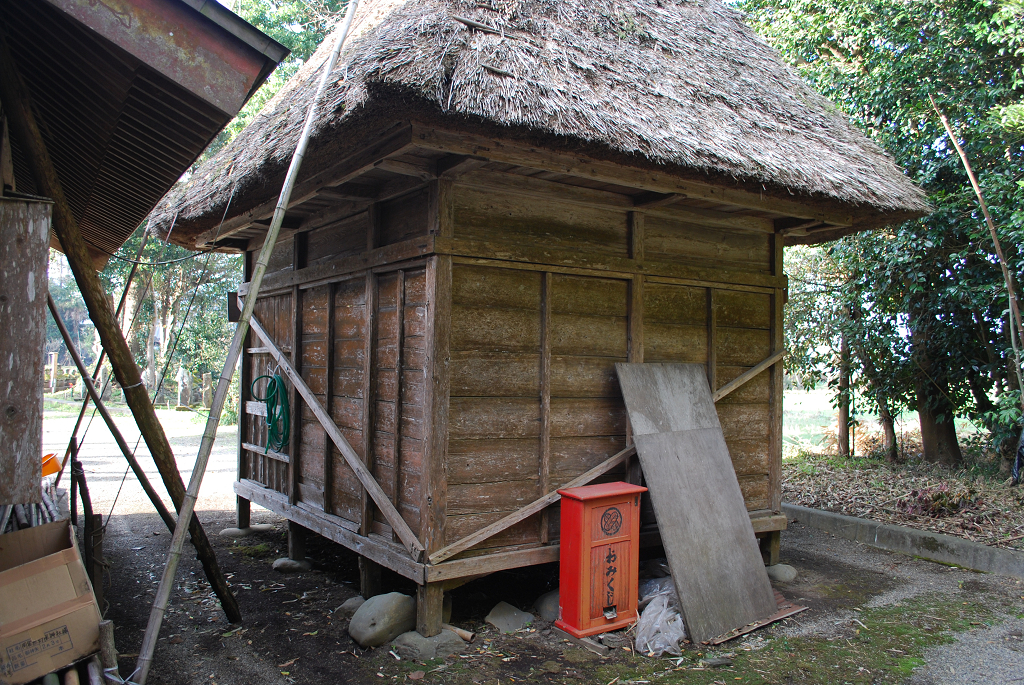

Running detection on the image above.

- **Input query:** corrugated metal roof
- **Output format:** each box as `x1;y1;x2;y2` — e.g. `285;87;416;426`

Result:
1;0;287;262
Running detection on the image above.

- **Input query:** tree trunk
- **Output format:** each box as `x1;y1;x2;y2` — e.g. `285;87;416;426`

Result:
916;382;963;466
876;395;899;463
837;333;851;457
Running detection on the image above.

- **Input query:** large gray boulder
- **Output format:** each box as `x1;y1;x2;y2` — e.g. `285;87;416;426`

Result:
349;593;416;647
392;630;466;660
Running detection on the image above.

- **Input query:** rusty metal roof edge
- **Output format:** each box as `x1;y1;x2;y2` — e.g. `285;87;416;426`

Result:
183;0;290;63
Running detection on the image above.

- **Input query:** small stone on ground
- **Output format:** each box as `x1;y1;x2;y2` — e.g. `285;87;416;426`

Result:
335;596;365;619
766;563;798;582
272;557;311;573
485;601;533;633
349;592;416;647
392;629;466;659
534;589;559;621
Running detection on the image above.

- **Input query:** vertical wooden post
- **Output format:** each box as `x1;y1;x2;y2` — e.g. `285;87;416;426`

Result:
324;282;336;515
417;253;453;636
359;269;381;598
706;288;717;391
238;252;253;526
392;270;406;544
287;519;307;563
90;513;104;611
289;235;305;505
0;197;49;504
539;272;552;543
769;234;785;513
628;210;644;262
0;35;240;621
626;273;644;485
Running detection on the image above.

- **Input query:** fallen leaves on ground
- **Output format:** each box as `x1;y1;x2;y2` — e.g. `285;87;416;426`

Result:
784;453;1024;550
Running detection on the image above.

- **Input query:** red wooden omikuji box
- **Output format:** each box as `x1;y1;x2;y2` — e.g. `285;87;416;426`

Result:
555;482;648;638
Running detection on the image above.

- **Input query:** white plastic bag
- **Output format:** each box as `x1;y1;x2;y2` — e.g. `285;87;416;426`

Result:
638;576;677;610
634;593;686;657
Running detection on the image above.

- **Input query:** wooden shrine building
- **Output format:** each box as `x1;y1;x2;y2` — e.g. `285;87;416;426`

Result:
149;0;929;635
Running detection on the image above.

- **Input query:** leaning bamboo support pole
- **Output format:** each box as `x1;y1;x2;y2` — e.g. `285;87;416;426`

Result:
135;4;362;681
249;314;425;556
47;293;178;532
0;30;239;622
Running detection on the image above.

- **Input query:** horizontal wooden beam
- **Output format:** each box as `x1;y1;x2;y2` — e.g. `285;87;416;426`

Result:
239;235;435;295
633;191;685;209
244;400;267;416
197;125;416;247
249;314;426;559
428;444;636;564
410;122;855;227
374;158;435;181
235;479;424;582
712;349;786;403
457;169;775;233
435;236;787;290
241;442;289;464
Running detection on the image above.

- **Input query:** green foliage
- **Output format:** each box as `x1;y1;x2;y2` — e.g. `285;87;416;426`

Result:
741;0;1024;456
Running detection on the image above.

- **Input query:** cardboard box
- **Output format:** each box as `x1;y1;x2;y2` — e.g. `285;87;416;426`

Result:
0;520;100;684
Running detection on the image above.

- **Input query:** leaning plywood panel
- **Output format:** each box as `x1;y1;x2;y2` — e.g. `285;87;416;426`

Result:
615;363;776;644
0;198;50;505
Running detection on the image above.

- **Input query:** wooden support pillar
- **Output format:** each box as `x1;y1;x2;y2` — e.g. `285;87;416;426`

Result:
287;520;306;562
0;35;240;623
236;496;251;530
416;582;444;637
89;513;104;611
759;531;781;566
359;557;382;599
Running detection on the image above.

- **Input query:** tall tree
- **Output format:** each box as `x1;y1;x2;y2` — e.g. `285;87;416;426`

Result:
742;0;1024;468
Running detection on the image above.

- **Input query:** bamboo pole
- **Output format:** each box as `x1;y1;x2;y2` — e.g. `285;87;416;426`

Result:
47;293;177;532
135;3;362;680
0;30;239;621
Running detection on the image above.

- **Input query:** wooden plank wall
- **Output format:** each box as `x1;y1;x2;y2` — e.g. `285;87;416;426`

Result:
243;291;293;495
241;192;433;542
446;182;781;556
237;171;786;565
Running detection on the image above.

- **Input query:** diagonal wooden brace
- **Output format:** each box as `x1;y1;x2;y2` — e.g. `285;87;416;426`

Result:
249;314;426;560
428;444;637;565
712;349;786;403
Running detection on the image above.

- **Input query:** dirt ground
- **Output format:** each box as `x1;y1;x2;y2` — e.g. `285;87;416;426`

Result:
42;404;1024;685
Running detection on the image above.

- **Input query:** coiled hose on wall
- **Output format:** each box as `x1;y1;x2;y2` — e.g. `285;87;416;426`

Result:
251;374;290;453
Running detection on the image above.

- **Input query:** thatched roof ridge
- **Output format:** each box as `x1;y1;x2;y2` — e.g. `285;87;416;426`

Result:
151;0;928;243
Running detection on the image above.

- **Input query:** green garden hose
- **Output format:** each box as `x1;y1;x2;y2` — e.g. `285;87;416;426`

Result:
251;374;290;453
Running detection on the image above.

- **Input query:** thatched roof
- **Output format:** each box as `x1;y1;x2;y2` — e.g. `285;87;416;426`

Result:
150;0;929;246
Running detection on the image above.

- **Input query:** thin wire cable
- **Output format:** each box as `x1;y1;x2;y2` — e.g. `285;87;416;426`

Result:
100;246;217;266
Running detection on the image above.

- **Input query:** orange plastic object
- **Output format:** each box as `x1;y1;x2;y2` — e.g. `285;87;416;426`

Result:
555;481;647;638
41;453;59;477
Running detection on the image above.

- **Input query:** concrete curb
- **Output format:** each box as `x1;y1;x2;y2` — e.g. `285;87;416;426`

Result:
782;503;1024;580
